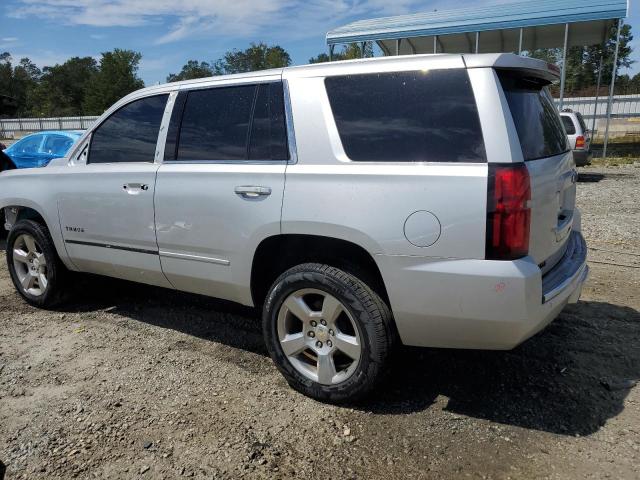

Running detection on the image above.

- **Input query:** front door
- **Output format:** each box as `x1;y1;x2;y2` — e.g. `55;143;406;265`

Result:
58;93;173;288
154;80;289;305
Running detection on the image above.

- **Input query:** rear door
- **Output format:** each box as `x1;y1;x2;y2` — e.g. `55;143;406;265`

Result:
497;71;576;273
58;94;173;287
154;80;288;305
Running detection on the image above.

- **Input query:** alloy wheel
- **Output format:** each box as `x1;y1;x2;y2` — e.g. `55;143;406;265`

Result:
12;233;48;297
277;288;362;385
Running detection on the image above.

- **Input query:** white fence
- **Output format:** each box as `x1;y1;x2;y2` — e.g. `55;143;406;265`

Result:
0;116;98;137
555;94;640;123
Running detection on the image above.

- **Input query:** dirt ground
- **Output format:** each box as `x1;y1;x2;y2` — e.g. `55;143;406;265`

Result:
1;164;639;480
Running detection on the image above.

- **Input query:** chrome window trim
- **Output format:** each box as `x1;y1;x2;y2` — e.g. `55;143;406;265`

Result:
162;159;289;165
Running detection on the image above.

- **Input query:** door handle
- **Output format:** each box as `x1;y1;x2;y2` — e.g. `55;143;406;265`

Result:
234;186;272;198
123;183;149;195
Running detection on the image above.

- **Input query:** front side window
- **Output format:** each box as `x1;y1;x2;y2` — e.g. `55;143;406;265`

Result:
15;135;43;154
89;94;168;164
43;135;74;155
325;70;486;163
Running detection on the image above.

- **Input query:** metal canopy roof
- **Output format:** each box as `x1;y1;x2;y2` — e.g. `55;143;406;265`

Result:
327;0;628;54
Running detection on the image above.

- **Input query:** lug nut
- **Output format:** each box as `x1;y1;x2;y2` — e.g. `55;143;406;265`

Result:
316;341;323;348
310;320;317;327
320;319;327;326
327;340;332;347
329;329;334;336
308;331;315;338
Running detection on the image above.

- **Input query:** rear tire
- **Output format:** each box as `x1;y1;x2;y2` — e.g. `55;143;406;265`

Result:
6;219;69;308
263;263;394;403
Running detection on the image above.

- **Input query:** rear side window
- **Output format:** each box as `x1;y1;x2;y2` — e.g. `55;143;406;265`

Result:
172;82;288;161
324;70;486;163
89;94;168;164
498;72;568;161
249;83;288;160
561;116;576;135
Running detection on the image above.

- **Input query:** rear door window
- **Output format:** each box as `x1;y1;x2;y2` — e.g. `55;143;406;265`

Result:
248;83;289;160
169;82;288;162
177;85;254;161
324;69;486;163
561;116;576;135
498;71;569;161
89;94;168;164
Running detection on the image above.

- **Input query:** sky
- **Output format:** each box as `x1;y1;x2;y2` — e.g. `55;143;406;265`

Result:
1;0;638;85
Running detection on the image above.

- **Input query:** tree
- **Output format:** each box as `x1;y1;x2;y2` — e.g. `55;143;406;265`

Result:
213;43;291;75
526;23;634;96
83;49;144;115
309;43;374;64
0;53;41;116
27;57;98;116
167;60;214;82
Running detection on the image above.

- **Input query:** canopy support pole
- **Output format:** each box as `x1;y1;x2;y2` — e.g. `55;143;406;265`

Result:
396;39;401;55
433;36;437;54
591;55;603;135
603;19;622;159
329;44;335;61
475;32;479;53
518;28;523;54
361;42;366;58
559;23;569;110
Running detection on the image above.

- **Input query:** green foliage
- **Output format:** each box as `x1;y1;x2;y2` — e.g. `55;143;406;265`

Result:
309;43;374;63
212;42;291;75
167;60;214;82
527;23;634;96
83;49;144;115
27;57;98;116
0;52;41;116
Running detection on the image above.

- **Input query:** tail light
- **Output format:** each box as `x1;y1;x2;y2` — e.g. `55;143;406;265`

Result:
575;135;585;149
486;163;531;260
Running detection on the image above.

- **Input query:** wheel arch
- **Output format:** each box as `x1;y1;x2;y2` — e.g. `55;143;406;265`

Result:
250;233;390;310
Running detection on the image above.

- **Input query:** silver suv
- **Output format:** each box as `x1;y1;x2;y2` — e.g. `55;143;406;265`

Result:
0;54;588;402
560;109;592;166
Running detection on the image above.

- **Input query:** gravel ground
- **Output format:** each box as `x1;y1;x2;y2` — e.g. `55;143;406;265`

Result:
1;164;639;479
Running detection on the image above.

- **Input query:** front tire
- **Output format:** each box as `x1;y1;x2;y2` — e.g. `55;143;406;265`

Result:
263;263;394;403
6;219;69;308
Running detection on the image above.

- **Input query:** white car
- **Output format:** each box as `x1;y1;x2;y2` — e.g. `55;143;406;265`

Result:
0;53;588;402
560;109;592;166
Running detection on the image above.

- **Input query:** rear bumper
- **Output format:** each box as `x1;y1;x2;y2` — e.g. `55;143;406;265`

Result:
377;231;588;350
573;149;592;166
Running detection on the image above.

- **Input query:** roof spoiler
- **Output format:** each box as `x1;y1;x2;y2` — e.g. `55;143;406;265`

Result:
463;53;560;82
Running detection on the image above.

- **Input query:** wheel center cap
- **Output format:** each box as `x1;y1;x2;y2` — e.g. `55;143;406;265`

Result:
316;325;329;342
33;259;40;269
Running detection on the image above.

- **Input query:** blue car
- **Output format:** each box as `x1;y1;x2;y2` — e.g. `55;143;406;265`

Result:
3;130;83;168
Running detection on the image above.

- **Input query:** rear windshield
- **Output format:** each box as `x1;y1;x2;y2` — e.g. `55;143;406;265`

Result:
498;71;569;161
325;69;486;163
561;115;576;135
